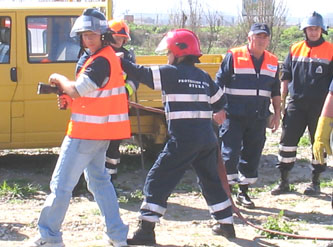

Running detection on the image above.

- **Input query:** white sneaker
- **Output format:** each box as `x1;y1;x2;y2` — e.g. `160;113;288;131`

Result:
103;233;128;247
25;236;65;247
112;241;128;247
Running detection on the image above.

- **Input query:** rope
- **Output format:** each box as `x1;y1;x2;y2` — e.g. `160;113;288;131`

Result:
132;95;146;180
130;101;333;241
217;146;333;241
129;101;164;115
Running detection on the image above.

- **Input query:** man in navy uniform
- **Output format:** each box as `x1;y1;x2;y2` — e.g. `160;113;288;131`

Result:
216;23;281;208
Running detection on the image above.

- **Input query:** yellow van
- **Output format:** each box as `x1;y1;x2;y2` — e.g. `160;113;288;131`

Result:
0;2;222;150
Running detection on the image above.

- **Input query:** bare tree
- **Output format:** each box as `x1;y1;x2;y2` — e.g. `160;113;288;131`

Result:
187;0;203;32
240;0;287;53
168;0;203;32
204;9;222;53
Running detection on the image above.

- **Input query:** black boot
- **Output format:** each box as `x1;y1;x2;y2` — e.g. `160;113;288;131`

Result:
127;220;156;245
271;169;290;195
212;223;236;238
236;184;255;209
304;171;321;195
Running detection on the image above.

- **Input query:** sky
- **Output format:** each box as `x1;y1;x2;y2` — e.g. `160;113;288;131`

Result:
113;0;332;19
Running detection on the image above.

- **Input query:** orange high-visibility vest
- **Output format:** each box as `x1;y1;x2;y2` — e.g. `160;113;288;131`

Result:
290;40;333;63
288;40;333;100
231;46;278;80
67;46;131;140
224;45;278;117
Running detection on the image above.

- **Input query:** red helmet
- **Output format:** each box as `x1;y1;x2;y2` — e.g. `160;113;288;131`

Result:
108;19;131;40
155;28;202;58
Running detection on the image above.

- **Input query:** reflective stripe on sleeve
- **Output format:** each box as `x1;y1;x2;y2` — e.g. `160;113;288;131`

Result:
210;87;224;104
151;66;162;90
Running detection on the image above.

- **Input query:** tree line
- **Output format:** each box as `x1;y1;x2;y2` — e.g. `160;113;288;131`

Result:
121;0;333;60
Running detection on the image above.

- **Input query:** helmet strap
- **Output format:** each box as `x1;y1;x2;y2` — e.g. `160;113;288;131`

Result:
78;36;86;58
171;57;179;65
102;31;116;45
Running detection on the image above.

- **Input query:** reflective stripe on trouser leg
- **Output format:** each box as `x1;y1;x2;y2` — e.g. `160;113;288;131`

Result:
238;118;266;184
192;143;233;223
139;138;233;223
139;201;166;223
278;144;297;169
220;117;242;185
277;101;308;171
106;140;122;175
139;138;190;223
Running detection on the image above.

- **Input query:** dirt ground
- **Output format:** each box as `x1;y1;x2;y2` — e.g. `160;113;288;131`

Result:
0;130;333;247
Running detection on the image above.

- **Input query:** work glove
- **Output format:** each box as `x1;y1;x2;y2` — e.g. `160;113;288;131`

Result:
125;81;135;97
57;94;72;110
313;116;333;164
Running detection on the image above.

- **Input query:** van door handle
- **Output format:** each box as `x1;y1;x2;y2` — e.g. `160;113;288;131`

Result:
10;67;17;82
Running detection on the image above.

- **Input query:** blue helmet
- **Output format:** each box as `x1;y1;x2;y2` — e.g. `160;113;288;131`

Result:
300;11;328;35
70;8;109;37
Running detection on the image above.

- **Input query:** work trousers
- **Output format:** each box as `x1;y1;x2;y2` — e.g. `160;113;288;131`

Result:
277;98;327;173
139;137;233;224
105;140;122;174
220;115;267;185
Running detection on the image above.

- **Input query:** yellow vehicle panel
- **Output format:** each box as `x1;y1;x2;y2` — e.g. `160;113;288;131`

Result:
0;4;106;149
132;54;223;108
0;3;222;149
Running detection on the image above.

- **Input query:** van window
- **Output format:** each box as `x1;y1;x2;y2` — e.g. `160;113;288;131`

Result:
27;16;80;63
0;17;11;64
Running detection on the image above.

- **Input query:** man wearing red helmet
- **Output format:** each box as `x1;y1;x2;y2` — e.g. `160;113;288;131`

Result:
216;23;281;209
120;28;235;245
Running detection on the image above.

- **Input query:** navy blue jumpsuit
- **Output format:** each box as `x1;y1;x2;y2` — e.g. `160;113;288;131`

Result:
216;46;280;185
278;38;333;173
121;59;233;224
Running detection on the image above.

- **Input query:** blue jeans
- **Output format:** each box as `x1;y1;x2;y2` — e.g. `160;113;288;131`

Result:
37;136;128;243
